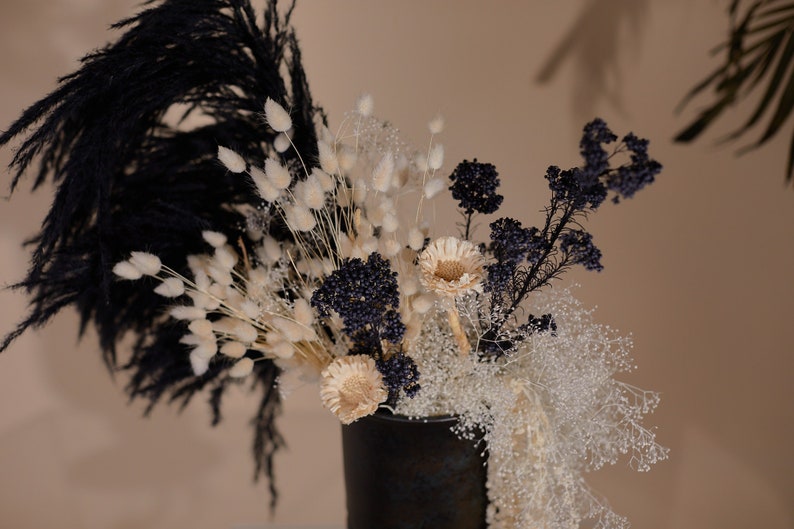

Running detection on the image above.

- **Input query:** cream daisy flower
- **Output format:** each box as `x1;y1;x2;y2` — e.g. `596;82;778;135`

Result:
418;236;485;297
320;355;388;424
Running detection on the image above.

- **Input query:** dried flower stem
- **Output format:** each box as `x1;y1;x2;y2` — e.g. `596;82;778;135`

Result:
446;306;471;356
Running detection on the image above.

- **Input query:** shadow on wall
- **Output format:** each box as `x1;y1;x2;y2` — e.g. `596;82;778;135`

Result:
535;0;650;121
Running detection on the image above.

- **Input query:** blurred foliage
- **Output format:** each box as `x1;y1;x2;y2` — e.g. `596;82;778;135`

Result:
676;0;794;184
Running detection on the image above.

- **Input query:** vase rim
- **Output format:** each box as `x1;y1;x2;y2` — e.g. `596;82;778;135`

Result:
365;409;459;424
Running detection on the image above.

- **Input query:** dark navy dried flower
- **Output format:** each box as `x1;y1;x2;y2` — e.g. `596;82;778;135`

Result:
448;159;504;215
524;313;557;335
545;165;607;210
311;252;405;344
376;351;421;405
485;217;546;293
559;230;603;272
606;133;662;203
580;118;618;178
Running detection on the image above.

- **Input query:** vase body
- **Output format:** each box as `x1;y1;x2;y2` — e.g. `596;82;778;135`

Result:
341;412;488;529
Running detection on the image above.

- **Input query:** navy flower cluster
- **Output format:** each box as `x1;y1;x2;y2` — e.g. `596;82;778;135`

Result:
446;118;660;357
448;159;504;215
376;351;420;406
311;253;418;400
484;217;546;293
311;252;405;346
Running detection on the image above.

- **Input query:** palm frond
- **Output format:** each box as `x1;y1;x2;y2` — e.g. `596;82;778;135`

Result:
675;0;794;184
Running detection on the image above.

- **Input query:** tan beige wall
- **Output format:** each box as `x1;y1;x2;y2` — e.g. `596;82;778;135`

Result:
1;1;792;528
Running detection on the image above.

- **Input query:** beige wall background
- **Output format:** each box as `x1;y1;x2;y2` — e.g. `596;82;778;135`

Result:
1;1;792;528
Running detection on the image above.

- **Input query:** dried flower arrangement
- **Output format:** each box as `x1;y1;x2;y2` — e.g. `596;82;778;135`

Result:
1;1;667;527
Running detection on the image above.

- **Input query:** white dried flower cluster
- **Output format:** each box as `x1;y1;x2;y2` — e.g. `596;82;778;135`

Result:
394;287;668;529
112;96;665;528
113;229;332;381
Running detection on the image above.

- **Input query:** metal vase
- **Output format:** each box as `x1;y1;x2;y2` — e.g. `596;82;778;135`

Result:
341;412;488;529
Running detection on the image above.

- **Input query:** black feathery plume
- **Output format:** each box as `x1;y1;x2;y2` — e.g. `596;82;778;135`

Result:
0;0;321;504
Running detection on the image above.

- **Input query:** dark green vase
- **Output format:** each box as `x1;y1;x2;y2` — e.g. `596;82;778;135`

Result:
341;411;488;529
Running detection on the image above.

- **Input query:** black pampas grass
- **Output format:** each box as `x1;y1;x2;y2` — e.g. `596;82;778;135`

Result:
1;0;321;503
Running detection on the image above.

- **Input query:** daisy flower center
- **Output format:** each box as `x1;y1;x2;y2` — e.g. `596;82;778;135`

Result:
435;260;465;282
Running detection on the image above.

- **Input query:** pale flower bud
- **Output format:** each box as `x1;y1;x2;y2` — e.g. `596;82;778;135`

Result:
154;277;185;298
371;152;394;192
312;167;335;192
233;322;259;343
218;146;247;173
293;298;315;327
190;351;209;376
113;261;143;280
250;166;281;202
170;306;207;321
129;251;162;276
189;319;215;338
229;357;255;378
408;227;425;251
295;175;326;210
428;114;445;135
318;141;338;173
423;177;445;199
202;231;227;248
264;97;292;132
428;144;444;170
221;341;247;359
356;93;374;116
265;158;292;189
285;203;317;232
274;131;291;153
